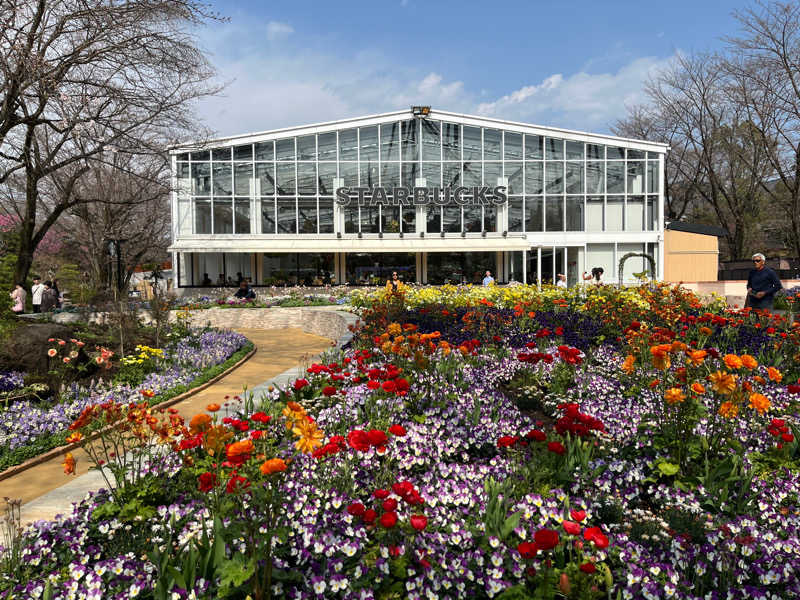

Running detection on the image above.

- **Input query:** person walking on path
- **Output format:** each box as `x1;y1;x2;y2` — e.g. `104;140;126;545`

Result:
482;271;495;286
746;253;782;310
9;283;26;313
31;276;44;313
40;281;58;312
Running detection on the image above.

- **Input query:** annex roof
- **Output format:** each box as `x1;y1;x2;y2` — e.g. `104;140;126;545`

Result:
169;108;670;155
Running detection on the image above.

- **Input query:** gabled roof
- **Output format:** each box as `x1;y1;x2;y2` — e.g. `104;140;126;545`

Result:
170;108;670;154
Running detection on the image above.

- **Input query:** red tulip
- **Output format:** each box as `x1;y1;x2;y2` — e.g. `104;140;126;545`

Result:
410;514;428;531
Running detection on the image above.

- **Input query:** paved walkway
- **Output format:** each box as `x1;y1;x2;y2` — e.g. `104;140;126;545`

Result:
6;328;333;524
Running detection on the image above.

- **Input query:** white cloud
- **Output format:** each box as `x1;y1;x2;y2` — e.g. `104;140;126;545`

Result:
265;21;294;41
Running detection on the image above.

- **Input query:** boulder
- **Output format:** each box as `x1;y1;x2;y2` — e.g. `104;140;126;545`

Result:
51;312;82;325
4;323;74;374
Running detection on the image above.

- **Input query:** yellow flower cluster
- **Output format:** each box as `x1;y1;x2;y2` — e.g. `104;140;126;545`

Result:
120;345;165;366
282;401;323;454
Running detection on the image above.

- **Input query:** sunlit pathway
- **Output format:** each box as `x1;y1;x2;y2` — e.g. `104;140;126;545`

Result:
4;328;333;525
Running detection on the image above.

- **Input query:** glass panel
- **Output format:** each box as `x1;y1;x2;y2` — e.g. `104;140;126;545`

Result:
545;162;564;194
443;162;460;187
297;135;316;160
606;198;624;230
505;132;523;160
298;199;317;234
565;140;584;160
234;163;252;196
525;197;543;232
421;120;441;161
422;162;441;188
339;128;358;161
525;162;543;194
508;198;524;232
318;163;336;195
344;205;358;234
484;162;501;187
566;197;584;231
213;199;233;233
586;162;604;194
426;252;495;285
276;163;295;195
319;198;334;234
443;206;461;232
462;162;480;187
340;162;357;188
545;197;564;231
318;132;337;161
463;205;481;232
262;253;296;285
192;163;211;194
360;205;380;233
234;144;252;161
298;253;335;285
177;152;190;161
346;252;416;285
506;162;523;195
277;199;297;234
234;199;250;234
648;196;658;230
606;163;625;194
382;206;401;233
276;138;295;161
401;162;419;187
213;163;232;196
195;199;211;234
381;162;400;188
626;195;644;231
402;120;419;161
586;144;604;160
525;134;543;159
627;161;644;194
360;161;378;188
647;161;659;194
254;141;274;161
607;146;625;160
380;123;400;161
426;206;441;233
484;205;497;232
442;122;461;160
297;163;316;195
628;149;645;159
586;197;603;231
261;199;275;234
359;126;378;161
463;126;481;160
190;150;208;161
402;206;415;232
483;128;502;160
177;162;190;180
565;162;583;194
545;138;564;160
256;163;275;195
212;147;230;161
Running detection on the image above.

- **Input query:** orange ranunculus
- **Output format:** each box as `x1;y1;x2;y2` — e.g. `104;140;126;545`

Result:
206;403;221;412
189;413;212;434
670;340;687;353
708;371;737;395
649;379;660;388
226;439;254;461
202;424;232;455
387;323;403;336
260;458;287;475
740;354;758;369
621;355;636;374
650;344;672;370
767;367;783;383
62;452;76;475
748;392;771;415
691;382;706;395
753;375;766;385
664;387;686;405
282;401;307;428
458;345;470;356
723;354;743;370
687;350;707;366
699;326;713;336
718;401;739;419
65;432;83;444
742;380;753;392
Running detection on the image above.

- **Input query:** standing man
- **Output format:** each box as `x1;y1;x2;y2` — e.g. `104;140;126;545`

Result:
746;253;782;310
31;276;45;313
482;270;495;286
556;273;568;288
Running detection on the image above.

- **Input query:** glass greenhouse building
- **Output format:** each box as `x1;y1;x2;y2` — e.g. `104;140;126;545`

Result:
168;108;667;287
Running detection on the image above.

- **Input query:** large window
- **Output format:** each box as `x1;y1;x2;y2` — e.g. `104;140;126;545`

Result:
427;252;496;285
346;253;415;285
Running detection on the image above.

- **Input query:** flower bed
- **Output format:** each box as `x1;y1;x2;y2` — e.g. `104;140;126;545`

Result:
3;284;800;599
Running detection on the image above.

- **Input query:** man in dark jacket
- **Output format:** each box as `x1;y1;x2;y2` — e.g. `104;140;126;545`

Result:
233;280;256;300
746;253;782;309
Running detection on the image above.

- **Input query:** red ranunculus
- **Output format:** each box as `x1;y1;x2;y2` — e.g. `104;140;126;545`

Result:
583;527;609;549
788;384;800;394
250;412;271;424
388;424;407;436
197;472;217;492
497;435;519;448
579;562;596;574
373;488;390;499
347;502;366;517
380;511;398;529
525;429;546;442
394;378;410;392
382;498;398;512
517;541;538;559
322;385;337;397
367;429;388;447
410;514;428;531
363;509;377;524
293;378;309;391
367;380;380;390
570;509;586;522
225;474;250;494
534;529;559;551
562;520;581;535
381;380;397;393
347;429;370;451
782;432;795;443
547;441;566;455
392;481;413;497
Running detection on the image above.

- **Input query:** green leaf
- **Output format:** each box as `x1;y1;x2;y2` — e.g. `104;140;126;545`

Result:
500;510;523;541
657;461;680;476
412;414;426;424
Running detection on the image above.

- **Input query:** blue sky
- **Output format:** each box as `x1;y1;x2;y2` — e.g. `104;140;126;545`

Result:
194;0;753;138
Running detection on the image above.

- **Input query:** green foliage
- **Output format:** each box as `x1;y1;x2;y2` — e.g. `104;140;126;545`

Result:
479;477;523;544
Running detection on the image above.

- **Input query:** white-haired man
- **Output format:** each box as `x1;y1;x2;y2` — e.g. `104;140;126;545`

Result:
746;253;782;310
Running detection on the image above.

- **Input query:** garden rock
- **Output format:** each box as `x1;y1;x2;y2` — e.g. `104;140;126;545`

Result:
4;323;73;373
51;312;82;325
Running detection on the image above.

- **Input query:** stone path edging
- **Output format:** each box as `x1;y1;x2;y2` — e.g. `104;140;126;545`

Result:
0;345;257;483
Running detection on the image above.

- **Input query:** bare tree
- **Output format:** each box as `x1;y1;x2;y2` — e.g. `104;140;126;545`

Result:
0;0;222;282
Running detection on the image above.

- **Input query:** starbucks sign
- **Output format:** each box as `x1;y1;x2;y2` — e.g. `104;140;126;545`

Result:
335;185;508;207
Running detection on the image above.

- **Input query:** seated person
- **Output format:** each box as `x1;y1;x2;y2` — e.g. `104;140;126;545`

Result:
216;273;226;285
201;273;212;286
233;280;256;300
